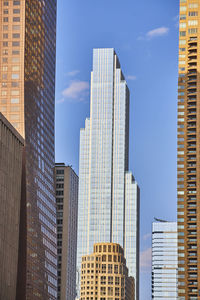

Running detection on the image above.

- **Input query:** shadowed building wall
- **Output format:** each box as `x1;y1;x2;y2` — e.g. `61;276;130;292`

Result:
0;112;24;300
54;164;78;300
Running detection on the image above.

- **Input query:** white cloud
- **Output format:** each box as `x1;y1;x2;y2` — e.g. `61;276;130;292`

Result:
140;247;152;270
61;80;89;102
146;27;169;39
67;70;80;77
126;75;137;81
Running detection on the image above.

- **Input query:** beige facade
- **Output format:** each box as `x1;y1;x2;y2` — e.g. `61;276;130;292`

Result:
80;243;134;300
55;164;79;300
0;112;24;300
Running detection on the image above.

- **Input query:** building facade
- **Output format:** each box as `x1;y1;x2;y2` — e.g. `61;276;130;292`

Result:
0;112;24;300
80;243;134;300
0;1;57;299
152;220;178;299
177;1;200;298
77;48;140;299
54;164;79;300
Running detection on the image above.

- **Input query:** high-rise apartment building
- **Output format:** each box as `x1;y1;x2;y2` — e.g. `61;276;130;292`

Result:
177;1;200;298
0;112;24;300
0;1;57;299
77;48;140;299
80;243;135;300
152;220;178;299
54;164;79;300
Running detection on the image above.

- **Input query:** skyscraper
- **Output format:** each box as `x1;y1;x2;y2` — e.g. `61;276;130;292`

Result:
80;243;135;300
152;220;178;299
77;48;140;299
54;164;78;300
177;1;200;298
0;1;57;299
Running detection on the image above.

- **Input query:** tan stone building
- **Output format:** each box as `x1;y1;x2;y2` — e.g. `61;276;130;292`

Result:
80;243;134;300
0;112;24;300
54;164;79;300
177;0;200;298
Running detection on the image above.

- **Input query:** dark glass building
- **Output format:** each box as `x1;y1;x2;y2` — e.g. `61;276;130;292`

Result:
0;1;57;299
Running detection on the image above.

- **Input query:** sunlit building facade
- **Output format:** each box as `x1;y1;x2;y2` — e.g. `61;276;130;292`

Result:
77;48;140;299
80;243;135;300
177;0;200;298
0;1;57;299
152;221;178;299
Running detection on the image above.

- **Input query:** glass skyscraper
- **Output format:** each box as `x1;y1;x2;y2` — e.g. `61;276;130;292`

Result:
0;1;57;299
152;221;178;299
77;48;140;299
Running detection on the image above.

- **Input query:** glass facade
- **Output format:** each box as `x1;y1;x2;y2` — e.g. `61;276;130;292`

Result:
0;1;57;299
152;221;178;299
77;48;140;299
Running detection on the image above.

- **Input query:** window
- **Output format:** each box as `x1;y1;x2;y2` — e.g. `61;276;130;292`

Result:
4;9;8;14
12;50;20;55
13;17;20;22
189;28;198;34
180;6;186;11
12;41;20;47
4;2;9;5
13;1;20;5
189;11;198;16
11;90;19;95
11;98;19;104
13;33;20;38
188;20;198;26
180;14;186;20
3;42;8;47
12;74;19;79
3;34;8;39
13;25;20;30
13;9;20;13
189;3;198;8
180;31;186;36
3;25;8;31
11;82;19;87
3;17;8;22
12;66;20;71
180;22;186;28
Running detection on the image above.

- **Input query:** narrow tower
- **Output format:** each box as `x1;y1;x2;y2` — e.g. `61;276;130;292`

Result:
178;0;200;298
77;48;140;299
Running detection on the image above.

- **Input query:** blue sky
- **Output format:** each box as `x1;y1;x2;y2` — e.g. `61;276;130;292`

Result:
55;1;179;298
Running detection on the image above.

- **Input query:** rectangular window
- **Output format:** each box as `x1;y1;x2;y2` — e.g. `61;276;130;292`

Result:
180;6;187;11
189;11;198;16
11;98;19;103
4;1;9;5
3;17;8;22
12;41;20;47
12;57;19;63
3;42;8;47
3;34;8;39
180;15;186;20
13;33;20;38
189;28;198;34
180;31;186;36
13;17;20;22
12;74;19;79
3;10;8;14
189;3;198;8
11;82;19;87
12;50;19;55
13;1;20;5
12;66;20;71
3;25;8;31
13;25;20;30
13;9;20;13
11;90;19;95
188;20;198;26
180;23;186;28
